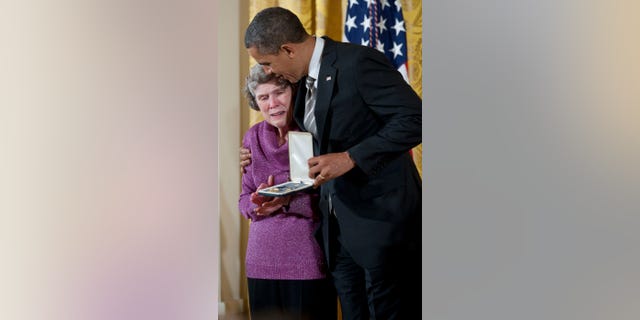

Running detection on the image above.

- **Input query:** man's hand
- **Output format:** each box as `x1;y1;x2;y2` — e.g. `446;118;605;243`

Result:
250;175;290;216
308;151;356;188
240;146;252;174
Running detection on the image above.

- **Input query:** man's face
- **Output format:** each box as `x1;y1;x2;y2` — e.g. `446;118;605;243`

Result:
247;46;303;83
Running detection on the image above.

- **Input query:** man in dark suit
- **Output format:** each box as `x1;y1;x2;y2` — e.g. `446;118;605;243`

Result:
244;7;422;319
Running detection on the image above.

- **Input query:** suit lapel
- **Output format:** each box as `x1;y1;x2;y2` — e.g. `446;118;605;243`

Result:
293;80;307;130
293;38;337;153
315;38;337;152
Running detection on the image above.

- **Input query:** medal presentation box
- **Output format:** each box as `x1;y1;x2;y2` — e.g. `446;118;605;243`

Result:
258;132;315;197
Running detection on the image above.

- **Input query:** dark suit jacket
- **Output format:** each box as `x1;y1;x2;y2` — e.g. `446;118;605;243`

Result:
294;37;422;269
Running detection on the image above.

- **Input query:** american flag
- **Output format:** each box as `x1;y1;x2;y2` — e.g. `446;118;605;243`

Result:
343;0;409;82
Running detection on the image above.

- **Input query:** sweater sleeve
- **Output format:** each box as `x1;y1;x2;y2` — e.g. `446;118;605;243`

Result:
238;131;261;221
282;189;319;219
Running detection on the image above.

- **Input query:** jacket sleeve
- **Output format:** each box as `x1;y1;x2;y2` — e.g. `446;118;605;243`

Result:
346;48;422;175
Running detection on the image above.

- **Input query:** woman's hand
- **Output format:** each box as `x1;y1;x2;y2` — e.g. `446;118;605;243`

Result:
250;175;275;206
250;175;291;216
254;195;291;216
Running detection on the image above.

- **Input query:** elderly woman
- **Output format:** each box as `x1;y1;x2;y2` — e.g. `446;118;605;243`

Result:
239;64;336;320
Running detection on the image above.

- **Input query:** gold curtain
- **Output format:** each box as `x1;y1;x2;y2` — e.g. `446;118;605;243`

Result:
247;0;422;176
403;0;422;177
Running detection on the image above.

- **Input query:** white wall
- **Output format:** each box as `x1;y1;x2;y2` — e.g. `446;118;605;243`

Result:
423;0;640;319
217;0;250;317
1;1;219;319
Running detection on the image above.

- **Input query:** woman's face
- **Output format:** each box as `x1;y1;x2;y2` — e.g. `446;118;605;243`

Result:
254;81;293;130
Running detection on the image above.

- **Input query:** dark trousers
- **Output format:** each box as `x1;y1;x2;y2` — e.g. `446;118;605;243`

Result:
329;214;422;320
247;278;337;320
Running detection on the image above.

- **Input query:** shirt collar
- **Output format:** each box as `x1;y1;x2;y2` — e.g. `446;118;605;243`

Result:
308;36;324;81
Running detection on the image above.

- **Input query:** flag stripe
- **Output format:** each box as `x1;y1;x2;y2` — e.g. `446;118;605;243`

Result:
344;0;409;82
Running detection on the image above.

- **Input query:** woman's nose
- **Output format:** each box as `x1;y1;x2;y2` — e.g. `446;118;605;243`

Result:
267;96;278;108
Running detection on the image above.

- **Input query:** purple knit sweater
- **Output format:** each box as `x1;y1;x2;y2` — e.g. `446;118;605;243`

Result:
239;121;326;280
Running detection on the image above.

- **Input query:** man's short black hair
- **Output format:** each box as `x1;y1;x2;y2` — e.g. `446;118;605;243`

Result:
244;7;309;55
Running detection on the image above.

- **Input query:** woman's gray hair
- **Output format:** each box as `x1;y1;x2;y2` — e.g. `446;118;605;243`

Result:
243;64;293;111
